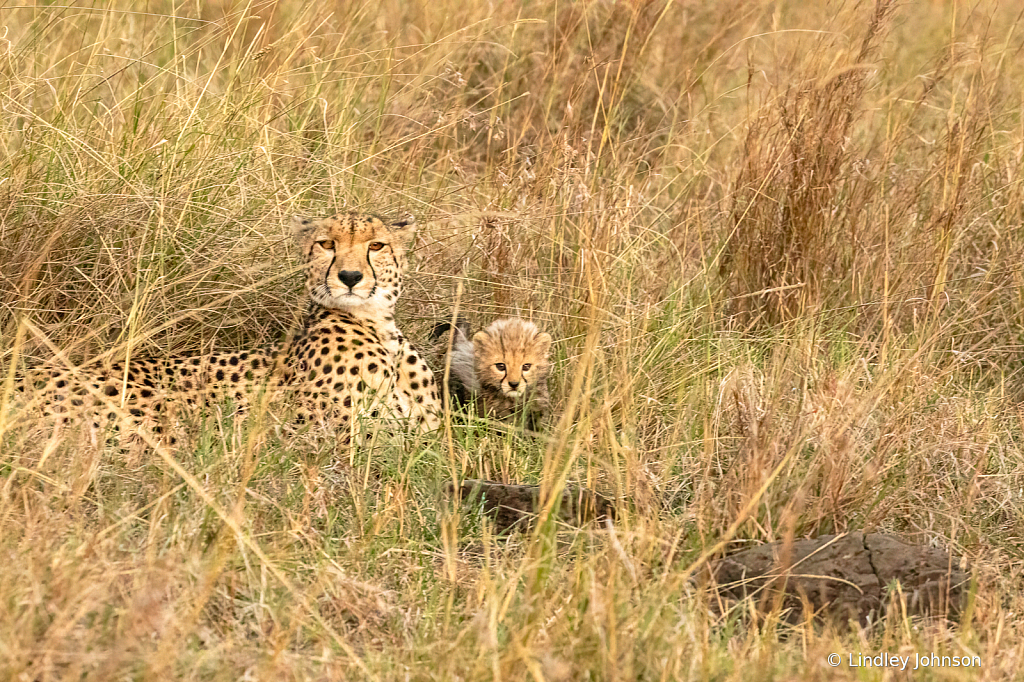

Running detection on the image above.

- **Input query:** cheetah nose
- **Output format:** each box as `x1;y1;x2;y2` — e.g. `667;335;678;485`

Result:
507;380;520;390
338;270;363;289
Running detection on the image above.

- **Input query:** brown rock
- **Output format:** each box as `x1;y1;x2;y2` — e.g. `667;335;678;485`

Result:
446;479;615;532
707;532;968;624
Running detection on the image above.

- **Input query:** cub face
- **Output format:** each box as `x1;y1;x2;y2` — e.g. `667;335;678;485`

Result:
472;319;552;399
292;212;415;314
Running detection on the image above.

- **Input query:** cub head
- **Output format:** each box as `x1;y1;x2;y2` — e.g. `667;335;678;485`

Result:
472;319;552;399
292;212;415;315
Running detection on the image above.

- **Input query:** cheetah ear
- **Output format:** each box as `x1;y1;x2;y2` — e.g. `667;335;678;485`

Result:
534;332;553;357
472;329;493;351
389;214;417;243
291;215;317;245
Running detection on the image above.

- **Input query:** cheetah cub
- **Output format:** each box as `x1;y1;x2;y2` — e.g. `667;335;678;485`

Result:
433;318;553;431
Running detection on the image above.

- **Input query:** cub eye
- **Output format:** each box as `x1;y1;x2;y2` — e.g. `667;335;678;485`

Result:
317;239;335;250
494;363;506;372
368;241;385;251
522;363;532;371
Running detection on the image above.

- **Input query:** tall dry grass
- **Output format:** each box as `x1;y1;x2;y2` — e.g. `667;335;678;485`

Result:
1;0;1023;679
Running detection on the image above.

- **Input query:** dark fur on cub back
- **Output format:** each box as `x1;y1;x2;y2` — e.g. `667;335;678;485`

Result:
430;317;475;407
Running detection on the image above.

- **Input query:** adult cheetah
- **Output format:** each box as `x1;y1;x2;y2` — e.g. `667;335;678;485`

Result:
25;212;442;442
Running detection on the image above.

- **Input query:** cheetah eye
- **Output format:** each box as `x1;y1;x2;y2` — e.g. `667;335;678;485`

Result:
494;363;506;372
522;363;532;372
317;239;335;251
368;241;385;251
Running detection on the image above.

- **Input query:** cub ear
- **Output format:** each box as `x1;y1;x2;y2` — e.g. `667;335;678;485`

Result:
291;215;317;246
534;331;553;357
389;214;417;243
472;329;493;351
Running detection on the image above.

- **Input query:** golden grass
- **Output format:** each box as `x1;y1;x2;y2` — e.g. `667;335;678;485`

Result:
2;0;1023;679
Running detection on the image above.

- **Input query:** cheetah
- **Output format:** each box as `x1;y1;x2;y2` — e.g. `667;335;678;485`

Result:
431;317;552;431
24;212;442;442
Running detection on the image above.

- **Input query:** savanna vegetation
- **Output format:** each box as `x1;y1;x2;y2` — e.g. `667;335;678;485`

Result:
1;0;1022;679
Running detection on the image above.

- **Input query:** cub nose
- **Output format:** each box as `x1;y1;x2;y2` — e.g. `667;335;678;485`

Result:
338;270;363;289
507;380;520;390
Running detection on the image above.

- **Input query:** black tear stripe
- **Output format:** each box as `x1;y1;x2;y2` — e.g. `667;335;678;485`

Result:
366;248;381;298
323;253;337;290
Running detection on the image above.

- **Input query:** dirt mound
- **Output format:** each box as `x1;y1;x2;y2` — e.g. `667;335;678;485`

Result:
445;483;968;625
707;532;969;624
446;479;615;531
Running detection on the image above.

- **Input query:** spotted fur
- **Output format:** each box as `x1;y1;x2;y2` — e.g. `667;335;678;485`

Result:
432;318;552;431
28;212;442;442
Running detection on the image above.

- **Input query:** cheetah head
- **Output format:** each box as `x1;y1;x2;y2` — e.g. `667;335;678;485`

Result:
473;319;552;400
292;212;415;316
